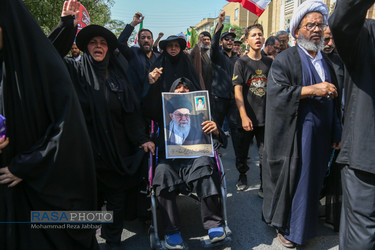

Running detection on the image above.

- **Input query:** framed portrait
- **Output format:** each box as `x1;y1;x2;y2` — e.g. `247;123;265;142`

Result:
195;96;207;111
162;90;214;159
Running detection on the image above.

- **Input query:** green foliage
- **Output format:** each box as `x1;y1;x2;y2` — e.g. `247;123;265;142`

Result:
22;0;117;34
223;23;243;39
105;19;125;37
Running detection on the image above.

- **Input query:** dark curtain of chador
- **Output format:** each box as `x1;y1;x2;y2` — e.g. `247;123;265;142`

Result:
0;0;97;249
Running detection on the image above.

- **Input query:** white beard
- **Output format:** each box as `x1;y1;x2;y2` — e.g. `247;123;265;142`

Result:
298;33;324;52
169;119;191;145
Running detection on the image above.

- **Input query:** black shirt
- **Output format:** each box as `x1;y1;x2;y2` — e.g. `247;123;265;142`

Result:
233;55;273;126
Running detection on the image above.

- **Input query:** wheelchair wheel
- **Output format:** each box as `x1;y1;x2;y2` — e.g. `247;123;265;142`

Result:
149;227;156;250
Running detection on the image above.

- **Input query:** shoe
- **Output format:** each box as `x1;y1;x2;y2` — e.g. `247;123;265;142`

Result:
208;227;226;243
258;187;263;198
277;233;296;248
236;174;248;191
165;232;184;249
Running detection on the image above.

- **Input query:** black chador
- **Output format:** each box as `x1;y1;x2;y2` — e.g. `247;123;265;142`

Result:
0;0;97;249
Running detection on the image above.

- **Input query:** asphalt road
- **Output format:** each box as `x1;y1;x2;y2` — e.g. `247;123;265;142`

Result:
97;138;339;250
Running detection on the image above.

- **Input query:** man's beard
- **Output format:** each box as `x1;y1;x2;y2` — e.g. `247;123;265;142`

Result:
298;33;324;52
323;45;335;54
200;44;210;50
223;45;232;53
140;43;152;53
170;119;191;141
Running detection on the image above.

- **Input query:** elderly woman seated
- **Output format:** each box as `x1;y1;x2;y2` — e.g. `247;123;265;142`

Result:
146;74;228;249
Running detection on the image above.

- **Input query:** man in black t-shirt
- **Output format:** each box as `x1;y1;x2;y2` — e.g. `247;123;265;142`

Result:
233;24;272;195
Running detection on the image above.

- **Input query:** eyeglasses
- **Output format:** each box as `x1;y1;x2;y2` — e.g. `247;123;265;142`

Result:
303;23;328;31
272;45;281;51
224;37;235;41
174;112;190;119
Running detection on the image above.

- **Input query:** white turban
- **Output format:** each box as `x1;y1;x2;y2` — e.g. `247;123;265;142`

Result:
289;0;329;38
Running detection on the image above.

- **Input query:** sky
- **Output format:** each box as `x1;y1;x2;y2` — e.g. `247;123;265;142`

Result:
110;0;229;38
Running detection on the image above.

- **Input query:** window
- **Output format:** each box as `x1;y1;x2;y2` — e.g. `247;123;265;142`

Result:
235;8;239;20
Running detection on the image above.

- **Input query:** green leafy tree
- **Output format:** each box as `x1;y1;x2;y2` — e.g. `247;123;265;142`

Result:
105;19;126;37
223;23;243;39
22;0;119;34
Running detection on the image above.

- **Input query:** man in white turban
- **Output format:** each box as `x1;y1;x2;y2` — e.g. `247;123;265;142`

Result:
262;0;342;247
330;0;375;249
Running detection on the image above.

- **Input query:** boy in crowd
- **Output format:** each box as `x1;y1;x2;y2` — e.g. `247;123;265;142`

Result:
232;24;273;196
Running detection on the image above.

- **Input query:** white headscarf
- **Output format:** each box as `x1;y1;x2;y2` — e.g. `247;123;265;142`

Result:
289;0;329;39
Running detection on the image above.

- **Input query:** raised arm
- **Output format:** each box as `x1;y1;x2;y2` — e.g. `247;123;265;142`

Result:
118;12;144;46
211;10;225;64
118;12;144;60
48;0;80;57
329;0;375;66
153;32;164;52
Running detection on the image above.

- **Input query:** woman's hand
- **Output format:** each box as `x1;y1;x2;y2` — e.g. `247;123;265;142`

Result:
149;67;163;84
61;0;81;27
201;121;219;136
141;141;155;155
0;167;23;187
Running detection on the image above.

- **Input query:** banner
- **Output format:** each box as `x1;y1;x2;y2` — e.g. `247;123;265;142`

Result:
77;4;90;33
226;0;272;17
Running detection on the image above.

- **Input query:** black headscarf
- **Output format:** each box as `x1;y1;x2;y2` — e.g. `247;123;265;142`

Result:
0;0;97;249
142;48;201;124
169;77;195;92
150;49;201;92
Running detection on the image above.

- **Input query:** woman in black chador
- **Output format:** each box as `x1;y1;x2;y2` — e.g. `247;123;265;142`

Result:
49;0;154;248
0;0;97;249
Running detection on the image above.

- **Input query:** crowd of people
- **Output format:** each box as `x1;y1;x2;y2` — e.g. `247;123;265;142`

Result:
1;0;375;249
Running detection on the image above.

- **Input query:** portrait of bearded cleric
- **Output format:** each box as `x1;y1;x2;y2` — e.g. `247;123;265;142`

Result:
162;92;213;158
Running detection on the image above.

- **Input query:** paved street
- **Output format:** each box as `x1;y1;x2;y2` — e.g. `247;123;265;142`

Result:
97;138;339;249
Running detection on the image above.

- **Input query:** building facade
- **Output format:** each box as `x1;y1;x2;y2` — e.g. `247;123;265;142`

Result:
191;0;375;41
222;2;259;28
194;18;216;35
259;0;375;39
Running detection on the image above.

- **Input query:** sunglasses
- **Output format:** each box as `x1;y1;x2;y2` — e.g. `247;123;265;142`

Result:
224;37;235;41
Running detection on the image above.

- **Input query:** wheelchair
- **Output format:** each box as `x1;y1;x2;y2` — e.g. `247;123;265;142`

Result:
147;121;232;249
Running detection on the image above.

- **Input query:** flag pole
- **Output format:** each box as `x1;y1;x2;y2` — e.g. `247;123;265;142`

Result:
247;10;249;27
253;16;259;24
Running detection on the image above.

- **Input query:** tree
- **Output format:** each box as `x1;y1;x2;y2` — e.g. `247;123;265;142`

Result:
223;23;243;39
22;0;118;35
105;19;126;37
